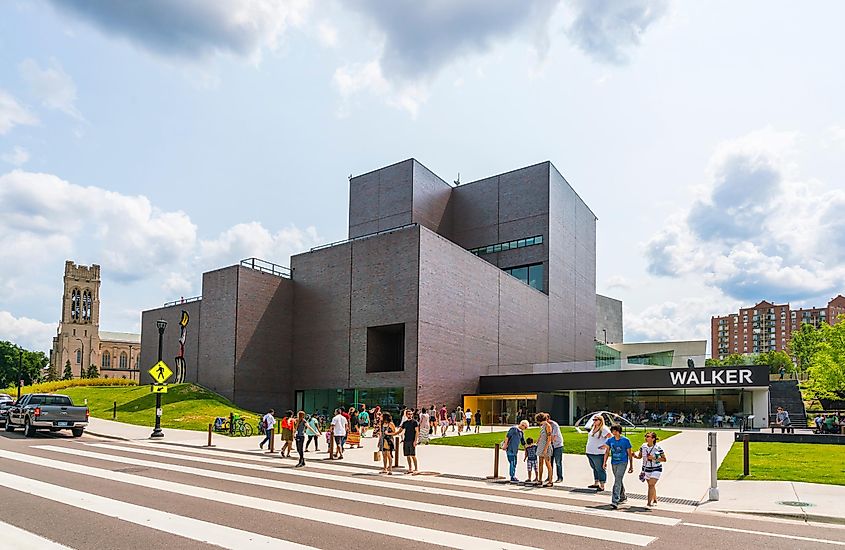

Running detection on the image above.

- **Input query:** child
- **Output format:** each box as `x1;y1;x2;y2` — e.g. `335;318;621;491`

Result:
524;437;538;482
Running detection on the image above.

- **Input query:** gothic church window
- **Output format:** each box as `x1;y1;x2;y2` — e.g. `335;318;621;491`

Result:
102;351;111;368
71;289;80;320
82;290;92;322
119;352;127;369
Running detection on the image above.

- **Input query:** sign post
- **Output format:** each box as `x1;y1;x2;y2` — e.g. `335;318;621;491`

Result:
708;431;719;501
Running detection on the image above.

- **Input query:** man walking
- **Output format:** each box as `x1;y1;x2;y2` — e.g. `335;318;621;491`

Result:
603;424;633;509
439;404;449;437
358;404;370;438
330;408;348;459
259;409;275;450
505;420;528;483
548;415;565;482
397;409;420;473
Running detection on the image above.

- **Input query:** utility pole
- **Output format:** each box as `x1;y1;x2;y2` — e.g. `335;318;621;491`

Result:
150;319;167;438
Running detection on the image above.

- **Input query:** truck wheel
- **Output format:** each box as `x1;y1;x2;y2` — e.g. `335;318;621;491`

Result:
4;420;14;432
23;418;35;438
71;428;84;438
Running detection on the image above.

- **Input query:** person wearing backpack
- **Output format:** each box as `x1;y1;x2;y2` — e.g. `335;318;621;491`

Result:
259;409;275;450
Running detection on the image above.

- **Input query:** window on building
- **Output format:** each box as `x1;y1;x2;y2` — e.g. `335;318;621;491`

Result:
469;235;544;256
71;289;80;320
503;263;544;292
119;352;128;369
76;349;81;364
102;351;111;368
82;290;92;322
366;324;405;373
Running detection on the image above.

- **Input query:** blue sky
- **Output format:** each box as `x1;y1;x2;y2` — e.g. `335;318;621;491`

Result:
1;0;844;353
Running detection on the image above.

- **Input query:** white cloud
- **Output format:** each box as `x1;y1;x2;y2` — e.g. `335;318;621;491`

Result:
333;61;428;118
19;58;84;121
46;0;310;62
603;275;631;290
625;295;736;344
644;127;845;305
1;146;30;167
0;311;56;352
317;21;338;47
823;125;845;149
0;90;38;134
198;221;321;271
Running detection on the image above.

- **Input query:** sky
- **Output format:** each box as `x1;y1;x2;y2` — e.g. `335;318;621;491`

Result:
1;0;844;354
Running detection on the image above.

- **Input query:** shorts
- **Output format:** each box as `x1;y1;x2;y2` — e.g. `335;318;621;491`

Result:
644;470;661;480
334;435;346;448
527;459;538;472
439;420;448;427
403;441;416;456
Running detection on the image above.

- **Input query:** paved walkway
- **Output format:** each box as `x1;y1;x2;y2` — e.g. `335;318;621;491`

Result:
86;418;845;523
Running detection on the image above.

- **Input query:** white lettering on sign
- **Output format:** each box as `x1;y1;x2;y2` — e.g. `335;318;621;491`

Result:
670;368;756;387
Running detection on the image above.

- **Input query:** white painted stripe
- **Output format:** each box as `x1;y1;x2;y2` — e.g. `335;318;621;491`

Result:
92;441;679;527
2;449;539;550
0;519;74;550
683;523;845;546
0;470;316;549
36;445;654;546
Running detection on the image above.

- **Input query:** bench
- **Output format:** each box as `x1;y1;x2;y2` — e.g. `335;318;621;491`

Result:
769;422;794;433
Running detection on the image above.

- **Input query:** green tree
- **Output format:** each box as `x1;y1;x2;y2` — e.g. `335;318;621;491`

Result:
789;322;825;371
85;364;99;378
62;360;74;380
0;341;49;388
705;357;722;367
45;361;59;382
753;350;794;374
721;353;750;366
803;318;845;400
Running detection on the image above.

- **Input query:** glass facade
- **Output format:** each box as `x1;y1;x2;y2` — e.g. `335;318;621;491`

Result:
469;235;544;256
503;263;544;292
295;387;404;418
463;394;537;426
573;389;751;427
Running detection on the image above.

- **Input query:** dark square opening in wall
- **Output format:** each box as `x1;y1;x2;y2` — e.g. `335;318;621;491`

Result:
366;323;405;373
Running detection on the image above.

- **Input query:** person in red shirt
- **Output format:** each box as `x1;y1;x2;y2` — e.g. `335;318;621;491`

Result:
438;405;449;437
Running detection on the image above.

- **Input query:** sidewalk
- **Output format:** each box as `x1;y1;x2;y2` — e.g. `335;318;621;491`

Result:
85;418;845;523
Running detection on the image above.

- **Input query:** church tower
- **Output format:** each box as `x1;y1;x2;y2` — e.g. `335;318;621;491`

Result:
52;261;102;378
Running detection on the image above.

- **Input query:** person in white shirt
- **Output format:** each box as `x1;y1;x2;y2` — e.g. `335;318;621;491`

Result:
464;408;473;433
584;415;612;491
259;409;275;450
330;408;349;459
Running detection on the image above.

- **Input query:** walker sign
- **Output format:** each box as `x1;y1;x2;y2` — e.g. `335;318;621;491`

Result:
669;368;754;387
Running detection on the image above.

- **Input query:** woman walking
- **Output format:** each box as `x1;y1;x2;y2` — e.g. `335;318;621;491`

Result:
378;412;398;474
534;412;554;487
371;405;383;441
633;431;667;506
304;413;321;452
585;415;612;491
293;410;307;467
279;410;294;458
347;407;361;449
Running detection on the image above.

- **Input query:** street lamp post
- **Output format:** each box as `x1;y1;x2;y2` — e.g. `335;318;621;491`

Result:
602;329;607;344
17;350;23;401
75;337;85;378
150;319;167;439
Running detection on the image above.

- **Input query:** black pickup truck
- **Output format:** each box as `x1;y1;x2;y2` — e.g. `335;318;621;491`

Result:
5;393;89;437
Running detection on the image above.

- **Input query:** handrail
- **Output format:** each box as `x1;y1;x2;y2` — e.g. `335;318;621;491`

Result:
240;257;292;278
310;223;418;252
164;296;202;307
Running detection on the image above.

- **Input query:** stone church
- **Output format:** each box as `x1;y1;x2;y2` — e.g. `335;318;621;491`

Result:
50;261;141;380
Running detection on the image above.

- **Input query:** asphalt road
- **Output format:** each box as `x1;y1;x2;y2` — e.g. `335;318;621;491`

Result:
0;430;843;549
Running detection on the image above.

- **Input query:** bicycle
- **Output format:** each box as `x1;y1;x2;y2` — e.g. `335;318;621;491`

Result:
213;416;254;437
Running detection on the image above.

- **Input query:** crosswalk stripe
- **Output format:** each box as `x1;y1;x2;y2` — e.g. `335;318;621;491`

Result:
1;449;539;550
683;523;845;547
0;469;318;550
91;442;679;527
0;519;73;550
34;445;656;546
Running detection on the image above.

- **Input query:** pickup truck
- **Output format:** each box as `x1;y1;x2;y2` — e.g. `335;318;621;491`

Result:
4;393;89;437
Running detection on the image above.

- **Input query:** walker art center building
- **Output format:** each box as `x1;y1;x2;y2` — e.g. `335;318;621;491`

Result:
141;159;773;427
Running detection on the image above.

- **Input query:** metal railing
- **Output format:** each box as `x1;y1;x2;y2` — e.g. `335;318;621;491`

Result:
310;223;418;252
240;257;292;278
164;296;202;307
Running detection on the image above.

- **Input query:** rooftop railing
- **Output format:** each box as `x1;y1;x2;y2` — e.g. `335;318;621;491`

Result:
240;257;292;278
164;296;202;307
310;223;418;252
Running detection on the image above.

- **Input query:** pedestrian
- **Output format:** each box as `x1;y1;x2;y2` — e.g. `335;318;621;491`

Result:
429;405;436;434
548;414;565;483
603;424;634;509
776;406;792;433
524;437;538;483
279;410;294;458
439;404;449;437
465;408;473;433
304;413;321;452
371;405;382;440
397;409;420;473
330;408;348;459
293;410;307;467
418;407;430;444
633;431;667;506
358;404;370;438
347;407;361;448
585;414;612;492
474;409;482;433
450;408;457;433
259;408;275;450
379;412;397;474
504;420;528;483
779;366;785;380
534;413;554;486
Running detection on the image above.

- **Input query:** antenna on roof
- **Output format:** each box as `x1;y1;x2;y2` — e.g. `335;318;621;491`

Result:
453;172;460;186
348;173;353;181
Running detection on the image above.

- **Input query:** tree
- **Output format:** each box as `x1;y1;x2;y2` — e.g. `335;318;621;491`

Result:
789;323;825;371
0;341;49;388
803;318;845;400
45;361;59;382
62;360;74;380
721;353;750;366
753;350;794;374
85;364;99;379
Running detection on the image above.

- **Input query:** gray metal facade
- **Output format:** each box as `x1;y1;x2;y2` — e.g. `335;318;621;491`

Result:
142;158;597;412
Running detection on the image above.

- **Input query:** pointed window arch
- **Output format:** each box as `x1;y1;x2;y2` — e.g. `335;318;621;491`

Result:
82;290;92;322
102;350;111;368
71;289;81;321
75;349;82;364
119;352;128;369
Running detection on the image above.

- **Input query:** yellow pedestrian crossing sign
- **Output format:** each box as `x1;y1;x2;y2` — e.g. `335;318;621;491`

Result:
149;361;173;384
151;385;168;394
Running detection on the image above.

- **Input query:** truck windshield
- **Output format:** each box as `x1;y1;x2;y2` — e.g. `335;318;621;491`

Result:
42;396;73;406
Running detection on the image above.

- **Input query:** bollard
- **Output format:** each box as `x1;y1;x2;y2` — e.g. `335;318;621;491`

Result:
487;443;503;479
269;429;275;453
394;437;400;468
743;434;750;476
112;401;117;420
328;432;334;459
229;412;234;437
206;423;213;447
707;432;719;501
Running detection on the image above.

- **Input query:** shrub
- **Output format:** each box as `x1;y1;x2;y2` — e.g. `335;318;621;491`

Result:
2;377;138;395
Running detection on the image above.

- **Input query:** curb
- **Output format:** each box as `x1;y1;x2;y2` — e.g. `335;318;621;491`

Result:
86;430;133;442
712;509;845;526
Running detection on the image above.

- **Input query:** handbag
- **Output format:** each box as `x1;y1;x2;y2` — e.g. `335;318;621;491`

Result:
373;450;381;461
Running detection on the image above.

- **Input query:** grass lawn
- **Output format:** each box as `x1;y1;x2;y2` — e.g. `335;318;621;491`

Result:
430;427;678;455
60;383;260;432
718;442;845;486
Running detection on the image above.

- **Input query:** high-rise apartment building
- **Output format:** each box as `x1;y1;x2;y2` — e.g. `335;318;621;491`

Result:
711;295;845;359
